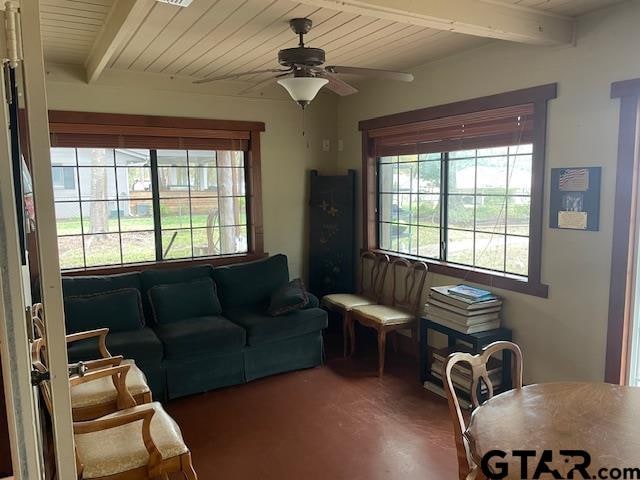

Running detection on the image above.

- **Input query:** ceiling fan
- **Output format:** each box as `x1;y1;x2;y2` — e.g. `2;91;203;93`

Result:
194;18;415;108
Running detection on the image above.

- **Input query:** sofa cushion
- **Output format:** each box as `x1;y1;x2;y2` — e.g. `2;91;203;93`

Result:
67;327;163;367
141;264;214;291
305;293;320;309
213;254;289;309
226;307;327;346
140;265;214;324
64;288;145;333
62;272;141;298
154;316;246;359
148;278;222;325
268;279;308;316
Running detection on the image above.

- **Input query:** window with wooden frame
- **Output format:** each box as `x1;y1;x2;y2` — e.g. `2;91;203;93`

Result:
45;111;265;271
360;84;557;297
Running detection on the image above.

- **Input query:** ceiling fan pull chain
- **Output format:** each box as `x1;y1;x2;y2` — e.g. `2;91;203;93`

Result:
302;107;306;139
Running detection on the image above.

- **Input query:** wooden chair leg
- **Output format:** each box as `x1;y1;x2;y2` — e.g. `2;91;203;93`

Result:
391;331;399;353
181;453;198;480
343;312;350;357
349;316;356;357
378;329;386;377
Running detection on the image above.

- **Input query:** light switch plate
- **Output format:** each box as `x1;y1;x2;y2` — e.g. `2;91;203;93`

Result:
322;139;331;152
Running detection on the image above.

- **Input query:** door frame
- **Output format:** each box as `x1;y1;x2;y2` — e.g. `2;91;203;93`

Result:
0;0;77;478
605;78;640;385
0;62;44;480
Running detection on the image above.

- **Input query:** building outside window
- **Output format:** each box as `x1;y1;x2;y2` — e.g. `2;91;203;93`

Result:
52;147;248;270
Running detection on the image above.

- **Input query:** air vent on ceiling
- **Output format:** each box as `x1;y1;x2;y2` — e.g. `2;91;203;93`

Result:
156;0;193;7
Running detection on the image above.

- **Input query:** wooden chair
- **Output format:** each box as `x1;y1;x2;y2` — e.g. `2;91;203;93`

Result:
443;341;523;480
33;349;198;480
322;251;390;356
350;258;428;376
32;304;152;421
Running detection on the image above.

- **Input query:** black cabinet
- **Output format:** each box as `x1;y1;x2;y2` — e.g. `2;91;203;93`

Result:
308;170;356;297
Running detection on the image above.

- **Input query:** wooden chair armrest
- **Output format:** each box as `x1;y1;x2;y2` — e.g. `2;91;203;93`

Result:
73;407;153;434
66;328;111;358
70;365;136;410
74;407;163;476
82;355;124;371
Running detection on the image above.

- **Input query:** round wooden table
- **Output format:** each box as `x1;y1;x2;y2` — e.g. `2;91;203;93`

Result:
466;382;640;479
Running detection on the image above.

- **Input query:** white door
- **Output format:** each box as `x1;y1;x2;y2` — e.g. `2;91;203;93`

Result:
0;1;76;478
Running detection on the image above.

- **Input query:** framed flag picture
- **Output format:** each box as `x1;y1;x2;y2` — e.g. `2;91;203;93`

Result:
550;167;601;231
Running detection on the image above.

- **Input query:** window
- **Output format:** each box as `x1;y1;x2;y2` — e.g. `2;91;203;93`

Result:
47;111;264;271
156;149;247;261
378;144;532;276
52;147;249;269
360;84;557;297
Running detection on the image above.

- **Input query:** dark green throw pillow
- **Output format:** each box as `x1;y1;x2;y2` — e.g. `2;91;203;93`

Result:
64;288;145;333
268;279;309;316
148;277;222;325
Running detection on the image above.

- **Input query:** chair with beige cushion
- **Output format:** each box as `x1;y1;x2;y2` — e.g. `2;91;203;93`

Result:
66;329;152;420
34;354;197;480
33;304;152;421
322;251;390;356
443;341;523;480
350;258;428;376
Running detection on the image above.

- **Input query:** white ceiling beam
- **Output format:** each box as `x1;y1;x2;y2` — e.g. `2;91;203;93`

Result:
84;0;155;83
296;0;575;46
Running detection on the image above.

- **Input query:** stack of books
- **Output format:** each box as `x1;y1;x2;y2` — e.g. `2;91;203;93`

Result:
425;345;503;408
425;284;503;334
429;346;502;394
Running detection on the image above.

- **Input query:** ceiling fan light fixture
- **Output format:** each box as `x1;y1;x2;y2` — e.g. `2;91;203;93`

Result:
277;77;328;109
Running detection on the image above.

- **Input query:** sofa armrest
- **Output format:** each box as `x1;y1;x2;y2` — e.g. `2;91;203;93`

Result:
305;293;320;309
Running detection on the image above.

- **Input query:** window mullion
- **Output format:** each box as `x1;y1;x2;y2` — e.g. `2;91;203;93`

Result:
75;148;87;269
112;150;124;265
441;152;448;261
150;149;163;261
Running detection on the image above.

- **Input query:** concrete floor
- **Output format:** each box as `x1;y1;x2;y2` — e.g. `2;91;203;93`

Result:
166;332;458;480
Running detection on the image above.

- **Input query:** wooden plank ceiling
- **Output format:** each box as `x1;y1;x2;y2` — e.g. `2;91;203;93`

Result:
39;0;626;89
40;0;114;65
508;0;624;17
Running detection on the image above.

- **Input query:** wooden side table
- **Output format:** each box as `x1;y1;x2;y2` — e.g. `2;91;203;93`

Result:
419;318;513;397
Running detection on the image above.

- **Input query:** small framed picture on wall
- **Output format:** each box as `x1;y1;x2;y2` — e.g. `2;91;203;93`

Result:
550;167;601;231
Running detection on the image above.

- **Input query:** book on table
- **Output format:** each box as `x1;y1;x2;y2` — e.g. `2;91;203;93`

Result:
447;284;496;301
428;316;501;334
431;346;503;372
425;303;499;326
430;368;501;394
429;347;502;396
430;286;502;310
423;381;473;410
427;297;502;317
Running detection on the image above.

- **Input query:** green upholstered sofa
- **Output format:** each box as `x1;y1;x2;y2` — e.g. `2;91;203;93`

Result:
63;254;327;400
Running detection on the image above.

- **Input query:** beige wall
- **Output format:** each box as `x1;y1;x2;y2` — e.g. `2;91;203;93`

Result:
43;66;338;279
335;1;640;383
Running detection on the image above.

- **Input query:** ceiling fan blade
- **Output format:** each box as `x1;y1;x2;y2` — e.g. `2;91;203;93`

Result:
237;72;291;95
325;66;414;82
316;70;358;96
193;68;291;84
